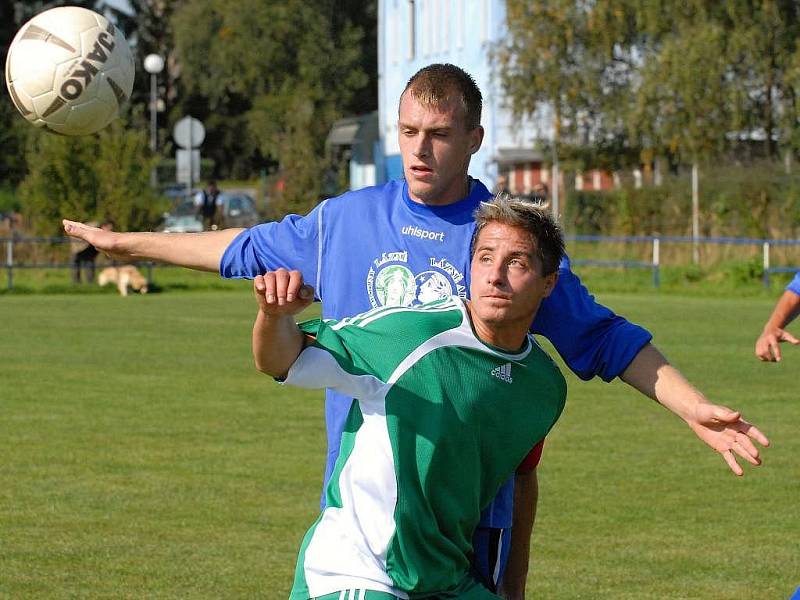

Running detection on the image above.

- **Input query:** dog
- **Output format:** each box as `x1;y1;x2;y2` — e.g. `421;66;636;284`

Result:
98;265;149;297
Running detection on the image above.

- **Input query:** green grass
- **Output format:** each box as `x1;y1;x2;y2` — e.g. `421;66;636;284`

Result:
0;266;249;295
3;259;797;298
1;291;798;598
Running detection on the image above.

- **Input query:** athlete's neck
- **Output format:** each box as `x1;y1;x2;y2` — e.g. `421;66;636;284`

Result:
408;177;472;207
464;301;530;352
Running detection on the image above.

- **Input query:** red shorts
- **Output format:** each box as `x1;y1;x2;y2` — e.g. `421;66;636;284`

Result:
516;439;544;473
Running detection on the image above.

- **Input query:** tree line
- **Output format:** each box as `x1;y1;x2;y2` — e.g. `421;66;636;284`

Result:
5;1;800;238
494;0;800;241
1;0;375;234
496;0;800;173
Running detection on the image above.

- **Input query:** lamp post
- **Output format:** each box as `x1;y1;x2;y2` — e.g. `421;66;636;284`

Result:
143;54;165;154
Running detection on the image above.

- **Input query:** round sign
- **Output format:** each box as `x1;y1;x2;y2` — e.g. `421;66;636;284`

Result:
173;116;205;148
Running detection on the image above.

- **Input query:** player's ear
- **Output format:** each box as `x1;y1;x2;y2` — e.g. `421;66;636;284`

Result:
468;125;484;154
542;272;558;298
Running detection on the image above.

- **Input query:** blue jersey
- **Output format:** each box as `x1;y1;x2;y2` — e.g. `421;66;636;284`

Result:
221;178;652;528
787;272;800;295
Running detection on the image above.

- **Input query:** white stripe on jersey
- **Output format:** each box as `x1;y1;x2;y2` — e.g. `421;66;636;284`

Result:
316;199;328;302
330;297;460;331
356;299;459;329
284;346;387;400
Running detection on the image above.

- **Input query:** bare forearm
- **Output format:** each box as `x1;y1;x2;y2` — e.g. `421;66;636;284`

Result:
620;343;705;422
112;228;244;271
763;290;800;331
498;469;538;600
252;311;306;378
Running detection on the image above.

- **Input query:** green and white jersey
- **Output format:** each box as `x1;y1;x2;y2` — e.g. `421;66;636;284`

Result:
285;297;566;599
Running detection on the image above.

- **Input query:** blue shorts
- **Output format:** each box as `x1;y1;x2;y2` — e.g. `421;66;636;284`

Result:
471;527;511;592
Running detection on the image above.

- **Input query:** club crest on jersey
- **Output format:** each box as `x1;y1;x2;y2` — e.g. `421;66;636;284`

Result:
366;251;467;308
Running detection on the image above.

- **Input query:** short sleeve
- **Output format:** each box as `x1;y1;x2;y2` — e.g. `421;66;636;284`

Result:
786;272;800;296
219;201;325;290
532;255;652;382
282;318;387;401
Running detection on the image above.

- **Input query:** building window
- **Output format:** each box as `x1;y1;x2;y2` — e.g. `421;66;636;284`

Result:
432;0;440;54
422;0;431;57
481;0;490;42
408;0;416;61
441;0;449;52
456;0;464;49
391;0;399;64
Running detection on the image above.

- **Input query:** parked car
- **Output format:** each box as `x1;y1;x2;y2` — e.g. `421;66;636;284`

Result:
160;192;261;232
160;182;191;201
219;192;260;228
160;197;203;233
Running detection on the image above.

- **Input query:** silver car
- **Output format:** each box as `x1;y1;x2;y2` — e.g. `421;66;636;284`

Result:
161;192;261;232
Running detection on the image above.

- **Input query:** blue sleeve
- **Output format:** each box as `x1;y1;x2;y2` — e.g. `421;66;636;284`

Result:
787;272;800;296
531;256;652;382
219;202;324;290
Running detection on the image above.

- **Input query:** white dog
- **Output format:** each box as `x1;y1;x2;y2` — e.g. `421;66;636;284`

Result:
98;265;149;297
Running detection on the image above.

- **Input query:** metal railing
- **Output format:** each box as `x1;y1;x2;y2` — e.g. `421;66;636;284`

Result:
2;236;156;291
2;234;799;290
565;234;800;288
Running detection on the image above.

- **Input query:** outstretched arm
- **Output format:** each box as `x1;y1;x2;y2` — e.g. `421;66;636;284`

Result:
621;344;769;476
755;289;800;362
252;268;315;378
63;220;244;272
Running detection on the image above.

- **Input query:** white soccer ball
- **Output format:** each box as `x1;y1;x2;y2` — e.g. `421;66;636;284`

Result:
4;6;135;136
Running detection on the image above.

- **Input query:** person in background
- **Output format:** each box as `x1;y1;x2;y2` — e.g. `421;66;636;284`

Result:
196;181;222;231
493;173;509;195
531;182;549;203
71;220;113;284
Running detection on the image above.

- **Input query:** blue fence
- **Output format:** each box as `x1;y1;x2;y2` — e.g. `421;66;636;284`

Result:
3;234;799;290
562;234;800;289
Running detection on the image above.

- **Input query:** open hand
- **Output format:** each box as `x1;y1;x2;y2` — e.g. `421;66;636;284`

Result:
63;219;122;259
687;403;770;476
755;326;799;362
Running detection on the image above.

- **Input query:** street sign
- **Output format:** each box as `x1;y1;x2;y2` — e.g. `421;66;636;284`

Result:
176;149;200;188
173;116;205;149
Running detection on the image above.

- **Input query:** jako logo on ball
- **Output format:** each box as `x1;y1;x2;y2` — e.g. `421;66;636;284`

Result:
5;6;135;136
58;25;117;101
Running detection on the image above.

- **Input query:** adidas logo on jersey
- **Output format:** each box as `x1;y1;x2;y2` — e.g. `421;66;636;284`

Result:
491;362;513;383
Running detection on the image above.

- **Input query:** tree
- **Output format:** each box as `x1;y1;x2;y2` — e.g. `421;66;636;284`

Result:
0;1;98;187
19;123;163;236
499;1;800;166
169;0;370;213
722;1;800;161
496;1;647;166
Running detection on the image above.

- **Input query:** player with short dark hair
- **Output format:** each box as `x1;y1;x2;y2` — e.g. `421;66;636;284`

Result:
401;62;483;131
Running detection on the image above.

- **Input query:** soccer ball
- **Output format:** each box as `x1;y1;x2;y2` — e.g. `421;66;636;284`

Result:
4;6;135;136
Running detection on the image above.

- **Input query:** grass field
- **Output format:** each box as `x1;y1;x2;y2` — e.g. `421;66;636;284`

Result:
1;289;798;598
